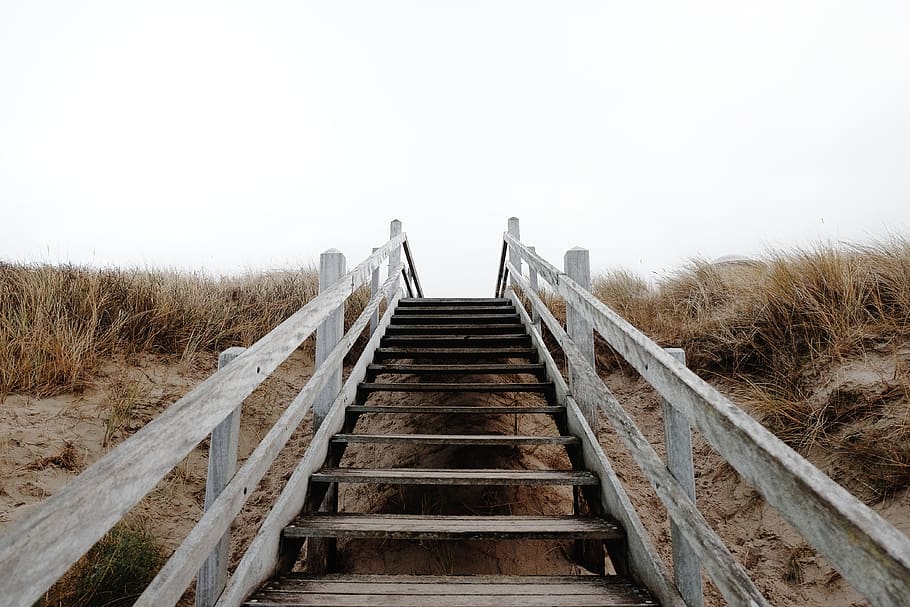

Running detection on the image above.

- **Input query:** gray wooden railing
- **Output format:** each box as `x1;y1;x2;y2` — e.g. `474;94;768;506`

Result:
0;219;422;607
495;216;910;607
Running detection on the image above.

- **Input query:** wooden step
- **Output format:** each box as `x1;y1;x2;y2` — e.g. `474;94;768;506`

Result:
283;514;622;541
398;298;511;306
245;574;658;607
395;306;516;315
312;468;598;486
385;324;527;336
391;313;520;323
366;363;546;378
359;382;554;393
331;433;580;446
381;335;532;348
373;347;538;361
347;405;563;415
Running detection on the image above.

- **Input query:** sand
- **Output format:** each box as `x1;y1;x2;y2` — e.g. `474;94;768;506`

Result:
2;351;908;606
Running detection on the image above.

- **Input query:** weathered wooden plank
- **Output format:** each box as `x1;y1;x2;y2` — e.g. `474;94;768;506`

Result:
662;348;703;607
358;382;553;393
247;575;658;607
370;247;380;335
389;220;402;293
244;593;654;607
395;306;515;315
280;573;646;584
507;217;522;290
385;324;526;335
508;289;686;607
0;236;406;607
315;249;346;430
509;264;769;606
331;433;579;446
347;405;563;415
283;514;623;540
197;348;247;607
373;347;537;360
133;273;406;606
214;291;403;607
398;297;511;308
381;335;531;347
366;363;545;375
311;468;597;486
391;314;520;323
564;247;596;431
506;234;910;606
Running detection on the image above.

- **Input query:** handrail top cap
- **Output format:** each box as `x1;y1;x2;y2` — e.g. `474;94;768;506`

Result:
322;248;344;255
567;246;588;252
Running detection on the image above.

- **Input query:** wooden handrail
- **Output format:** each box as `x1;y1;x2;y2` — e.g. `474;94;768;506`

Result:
402;238;424;297
501;228;910;606
216;288;403;606
506;288;686;607
135;266;406;606
0;230;412;607
507;261;767;605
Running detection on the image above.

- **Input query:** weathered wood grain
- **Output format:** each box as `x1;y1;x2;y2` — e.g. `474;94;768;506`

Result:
358;382;553;393
197;347;247;607
508;289;687;607
310;468;597;486
315;249;346;430
214;289;402;607
331;433;579;446
662;348;703;607
132;271;406;606
564;246;596;431
506;234;910;605
283;513;623;540
0;236;405;607
346;404;563;415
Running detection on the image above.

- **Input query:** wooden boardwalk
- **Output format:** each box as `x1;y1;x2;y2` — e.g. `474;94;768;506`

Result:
2;218;908;607
242;297;657;606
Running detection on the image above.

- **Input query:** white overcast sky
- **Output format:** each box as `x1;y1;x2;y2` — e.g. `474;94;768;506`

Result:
1;1;908;296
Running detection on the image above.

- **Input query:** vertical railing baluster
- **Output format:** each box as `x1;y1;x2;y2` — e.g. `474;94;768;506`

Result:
662;347;704;607
314;249;346;431
196;346;246;607
565;246;596;432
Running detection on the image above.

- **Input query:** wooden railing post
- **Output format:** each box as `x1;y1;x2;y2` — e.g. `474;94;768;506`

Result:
196;346;246;607
314;249;346;432
507;217;521;289
370;247;380;335
389;219;402;293
662;348;704;607
564;246;596;431
528;245;541;335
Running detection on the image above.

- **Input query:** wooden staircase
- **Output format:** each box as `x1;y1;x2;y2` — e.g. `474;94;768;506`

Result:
242;298;659;606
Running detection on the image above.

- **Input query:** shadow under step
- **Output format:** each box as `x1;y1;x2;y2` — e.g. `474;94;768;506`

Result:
373;347;538;361
312;468;598;486
391;313;520;323
366;363;546;378
381;335;531;347
330;433;580;446
385;324;526;336
347;405;563;415
359;382;553;393
245;574;658;607
283;513;622;541
395;306;516;315
398;298;511;306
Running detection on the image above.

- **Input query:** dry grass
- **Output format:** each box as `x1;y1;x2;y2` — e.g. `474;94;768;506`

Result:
577;239;910;499
0;263;372;397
